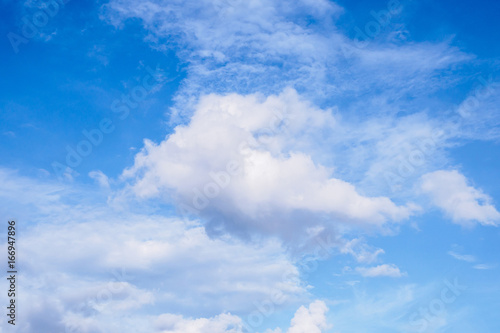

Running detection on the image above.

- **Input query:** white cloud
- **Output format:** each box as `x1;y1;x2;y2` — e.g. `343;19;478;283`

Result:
340;238;385;264
420;170;500;226
473;264;496;270
150;300;329;333
154;313;243;333
356;264;405;278
21;215;304;316
3;0;499;331
447;251;476;262
121;89;418;244
0;169;310;332
98;0;485;206
326;282;466;332
455;78;500;140
100;0;483;209
101;0;470;124
287;300;329;333
0;167;333;333
97;0;487;222
89;170;110;188
0;168;79;223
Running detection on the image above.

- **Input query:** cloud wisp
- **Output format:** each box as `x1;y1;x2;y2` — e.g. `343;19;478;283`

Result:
420;170;500;226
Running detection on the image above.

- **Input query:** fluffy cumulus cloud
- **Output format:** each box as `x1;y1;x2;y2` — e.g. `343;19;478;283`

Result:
17;215;306;319
152;300;329;333
153;313;243;333
0;169;313;333
100;0;495;229
99;0;486;236
287;300;329;333
420;170;500;226
98;0;495;223
121;89;418;244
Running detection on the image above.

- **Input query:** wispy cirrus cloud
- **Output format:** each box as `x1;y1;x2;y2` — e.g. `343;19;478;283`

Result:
447;250;476;263
100;0;472;122
472;264;496;270
356;263;406;278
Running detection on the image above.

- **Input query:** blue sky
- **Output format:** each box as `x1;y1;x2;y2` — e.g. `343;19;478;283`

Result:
1;0;500;332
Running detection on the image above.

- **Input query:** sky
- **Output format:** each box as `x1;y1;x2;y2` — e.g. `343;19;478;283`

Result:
0;0;499;332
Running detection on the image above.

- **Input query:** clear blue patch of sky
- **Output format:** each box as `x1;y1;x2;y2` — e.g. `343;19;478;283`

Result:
0;0;184;180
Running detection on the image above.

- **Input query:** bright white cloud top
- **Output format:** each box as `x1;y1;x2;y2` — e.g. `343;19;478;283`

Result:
121;89;419;245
